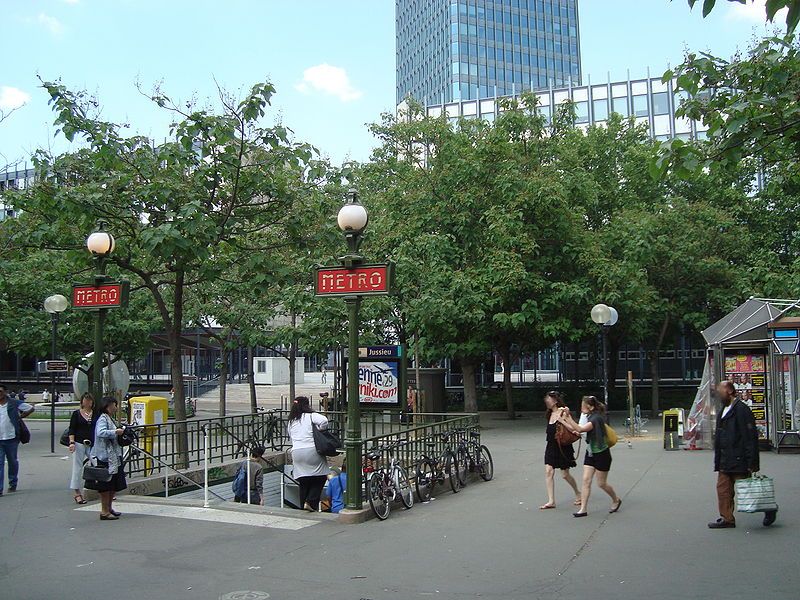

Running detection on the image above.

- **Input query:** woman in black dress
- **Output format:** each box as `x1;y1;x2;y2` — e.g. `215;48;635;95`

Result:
540;391;581;510
67;393;95;504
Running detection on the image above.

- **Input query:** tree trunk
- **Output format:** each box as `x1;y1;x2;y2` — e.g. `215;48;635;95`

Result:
168;327;189;469
247;345;257;414
288;312;298;403
650;354;660;416
219;347;229;417
462;360;478;413
651;315;671;416
500;345;515;419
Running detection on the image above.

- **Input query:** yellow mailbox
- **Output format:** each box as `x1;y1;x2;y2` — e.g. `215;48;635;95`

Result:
128;395;168;476
129;395;168;426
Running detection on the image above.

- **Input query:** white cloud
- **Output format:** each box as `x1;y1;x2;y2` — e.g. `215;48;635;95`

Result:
726;0;788;24
295;63;363;102
38;13;64;36
0;86;30;111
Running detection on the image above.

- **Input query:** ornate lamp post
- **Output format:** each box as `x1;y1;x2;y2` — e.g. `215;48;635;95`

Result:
44;293;68;453
591;303;619;409
86;226;115;404
338;190;368;511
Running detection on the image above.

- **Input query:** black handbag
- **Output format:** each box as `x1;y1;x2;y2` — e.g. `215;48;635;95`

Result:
83;462;112;482
117;426;137;447
312;421;342;457
59;427;71;447
18;420;31;444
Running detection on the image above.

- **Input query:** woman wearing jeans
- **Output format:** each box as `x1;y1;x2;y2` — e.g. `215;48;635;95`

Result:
68;393;95;504
287;396;330;511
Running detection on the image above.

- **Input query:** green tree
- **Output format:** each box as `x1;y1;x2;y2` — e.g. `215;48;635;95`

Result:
684;0;799;32
8;79;317;464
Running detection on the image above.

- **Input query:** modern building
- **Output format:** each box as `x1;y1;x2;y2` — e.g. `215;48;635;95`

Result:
396;0;581;105
0;166;34;220
421;72;710;141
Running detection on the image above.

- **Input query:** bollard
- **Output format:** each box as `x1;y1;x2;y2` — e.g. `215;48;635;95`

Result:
203;424;209;508
246;452;252;505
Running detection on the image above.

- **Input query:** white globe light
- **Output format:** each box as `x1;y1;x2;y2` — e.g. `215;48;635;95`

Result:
591;303;611;325
606;307;619;326
86;231;115;256
44;294;69;314
337;202;368;233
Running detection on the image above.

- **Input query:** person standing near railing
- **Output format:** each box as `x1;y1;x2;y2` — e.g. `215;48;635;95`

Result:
234;446;265;505
68;393;96;505
89;397;128;521
287;396;330;511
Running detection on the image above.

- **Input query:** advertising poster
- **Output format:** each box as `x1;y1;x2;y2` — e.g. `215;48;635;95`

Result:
358;361;400;405
725;352;768;440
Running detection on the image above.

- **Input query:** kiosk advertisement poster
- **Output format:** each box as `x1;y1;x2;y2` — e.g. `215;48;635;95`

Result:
724;352;768;440
343;346;405;409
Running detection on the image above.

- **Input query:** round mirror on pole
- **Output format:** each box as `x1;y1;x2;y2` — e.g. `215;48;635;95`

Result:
591;303;611;325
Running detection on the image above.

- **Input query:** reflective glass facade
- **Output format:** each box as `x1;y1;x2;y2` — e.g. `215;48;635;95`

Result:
397;0;581;104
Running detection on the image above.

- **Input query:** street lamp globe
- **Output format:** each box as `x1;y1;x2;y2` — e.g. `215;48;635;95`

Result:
337;190;368;233
606;307;619;327
44;294;69;314
591;303;611;325
86;231;115;256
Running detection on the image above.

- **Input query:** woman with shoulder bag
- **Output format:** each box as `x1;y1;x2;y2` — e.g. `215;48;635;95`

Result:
67;393;95;504
287;396;331;511
558;396;622;518
89;397;128;520
540;391;581;510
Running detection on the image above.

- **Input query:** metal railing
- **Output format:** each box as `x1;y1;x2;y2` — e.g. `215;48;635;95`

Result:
124;409;457;480
360;413;481;479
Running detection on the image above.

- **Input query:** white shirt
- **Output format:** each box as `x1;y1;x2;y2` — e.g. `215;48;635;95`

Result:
578;412;589;441
721;404;733;419
0;402;33;440
287;412;329;450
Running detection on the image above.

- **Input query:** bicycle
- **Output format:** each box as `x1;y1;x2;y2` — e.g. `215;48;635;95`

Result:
454;428;494;486
233;408;282;457
365;441;414;520
414;431;460;502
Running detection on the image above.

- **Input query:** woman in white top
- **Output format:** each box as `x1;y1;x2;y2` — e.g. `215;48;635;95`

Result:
287;396;330;511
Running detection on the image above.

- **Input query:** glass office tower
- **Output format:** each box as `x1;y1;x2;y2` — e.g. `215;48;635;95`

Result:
396;0;581;105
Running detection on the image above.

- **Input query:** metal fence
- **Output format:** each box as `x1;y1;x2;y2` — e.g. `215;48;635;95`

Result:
124;409;469;480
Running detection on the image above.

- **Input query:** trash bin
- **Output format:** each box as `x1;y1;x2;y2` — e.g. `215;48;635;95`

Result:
663;408;684;451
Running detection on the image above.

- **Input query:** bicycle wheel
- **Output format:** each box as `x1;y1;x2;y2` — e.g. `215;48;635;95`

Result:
367;471;391;520
445;452;460;493
415;458;434;503
478;445;494;481
455;445;469;487
395;465;414;509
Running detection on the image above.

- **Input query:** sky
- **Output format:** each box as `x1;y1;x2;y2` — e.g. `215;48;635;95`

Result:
0;0;788;170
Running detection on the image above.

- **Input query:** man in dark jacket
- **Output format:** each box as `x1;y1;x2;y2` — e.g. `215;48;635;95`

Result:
708;380;766;528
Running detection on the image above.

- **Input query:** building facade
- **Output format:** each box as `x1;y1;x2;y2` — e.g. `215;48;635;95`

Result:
396;0;581;105
422;73;710;141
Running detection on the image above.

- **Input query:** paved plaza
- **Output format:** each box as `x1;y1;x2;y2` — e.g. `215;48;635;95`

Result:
1;414;797;600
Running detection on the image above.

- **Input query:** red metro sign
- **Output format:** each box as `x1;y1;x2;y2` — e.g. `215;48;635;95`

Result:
72;282;130;309
315;264;393;297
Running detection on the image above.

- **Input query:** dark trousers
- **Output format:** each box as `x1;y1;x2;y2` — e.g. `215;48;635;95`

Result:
0;439;20;492
717;471;748;523
298;475;327;510
234;492;261;505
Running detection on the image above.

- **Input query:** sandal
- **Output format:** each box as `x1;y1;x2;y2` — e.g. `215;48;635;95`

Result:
73;495;87;505
572;512;588;518
539;503;556;510
609;499;622;514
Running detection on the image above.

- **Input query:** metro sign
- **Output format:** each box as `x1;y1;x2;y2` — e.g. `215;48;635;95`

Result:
315;264;393;297
72;281;130;309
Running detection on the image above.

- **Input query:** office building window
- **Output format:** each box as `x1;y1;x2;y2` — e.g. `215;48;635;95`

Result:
575;101;589;123
592;99;608;121
632;95;648;117
612;96;628;117
652;92;669;115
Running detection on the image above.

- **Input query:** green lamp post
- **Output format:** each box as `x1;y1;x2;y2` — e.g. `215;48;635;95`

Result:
44;293;68;453
337;189;368;511
86;226;115;405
